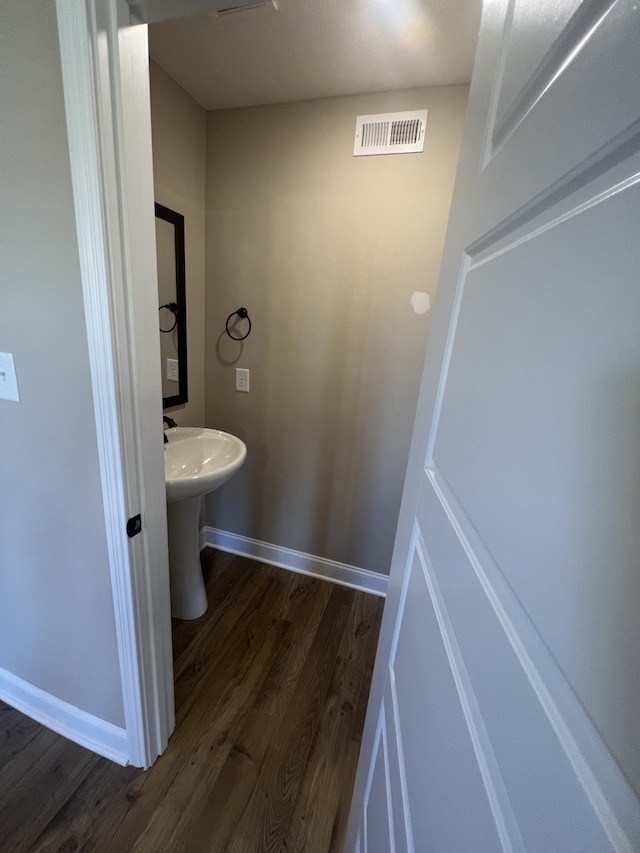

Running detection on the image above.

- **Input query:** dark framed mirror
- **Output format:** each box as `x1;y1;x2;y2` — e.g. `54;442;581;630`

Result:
155;202;188;409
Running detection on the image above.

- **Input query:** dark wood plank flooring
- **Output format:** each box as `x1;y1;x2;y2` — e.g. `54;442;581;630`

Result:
0;550;384;852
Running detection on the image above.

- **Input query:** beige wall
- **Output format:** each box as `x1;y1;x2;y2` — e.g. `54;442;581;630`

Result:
204;87;468;576
150;61;207;426
0;0;123;725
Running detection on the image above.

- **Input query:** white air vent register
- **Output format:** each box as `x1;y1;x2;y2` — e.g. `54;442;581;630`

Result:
354;110;428;157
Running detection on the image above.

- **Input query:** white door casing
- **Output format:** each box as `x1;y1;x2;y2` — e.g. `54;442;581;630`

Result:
54;0;315;772
55;0;174;767
345;1;640;850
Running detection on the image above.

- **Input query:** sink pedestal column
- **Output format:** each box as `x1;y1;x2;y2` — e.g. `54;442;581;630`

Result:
166;495;208;620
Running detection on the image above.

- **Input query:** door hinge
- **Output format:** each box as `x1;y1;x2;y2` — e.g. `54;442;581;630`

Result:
126;513;142;538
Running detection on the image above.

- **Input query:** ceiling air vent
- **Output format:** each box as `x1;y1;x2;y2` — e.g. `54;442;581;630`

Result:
354;110;428;157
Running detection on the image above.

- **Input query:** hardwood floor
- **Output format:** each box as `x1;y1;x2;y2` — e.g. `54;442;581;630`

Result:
0;550;384;852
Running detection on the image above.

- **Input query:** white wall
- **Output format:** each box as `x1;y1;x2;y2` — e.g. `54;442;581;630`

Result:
0;0;124;727
150;60;207;426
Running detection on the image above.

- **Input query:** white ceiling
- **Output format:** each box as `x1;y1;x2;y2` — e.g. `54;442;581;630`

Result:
148;0;482;111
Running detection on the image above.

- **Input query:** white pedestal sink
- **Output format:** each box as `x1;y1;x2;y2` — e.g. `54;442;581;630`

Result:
164;427;246;620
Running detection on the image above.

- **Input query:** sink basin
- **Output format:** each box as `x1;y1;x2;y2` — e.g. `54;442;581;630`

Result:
164;427;247;504
163;426;246;619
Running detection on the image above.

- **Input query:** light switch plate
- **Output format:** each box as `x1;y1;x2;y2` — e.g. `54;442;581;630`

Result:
0;352;20;402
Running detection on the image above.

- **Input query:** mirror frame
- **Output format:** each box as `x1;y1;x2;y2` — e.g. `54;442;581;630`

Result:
155;202;188;409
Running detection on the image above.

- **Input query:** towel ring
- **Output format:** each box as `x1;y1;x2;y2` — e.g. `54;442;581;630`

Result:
225;307;252;341
159;302;178;333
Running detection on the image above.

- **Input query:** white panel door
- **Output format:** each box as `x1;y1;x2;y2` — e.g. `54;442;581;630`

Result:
345;1;640;850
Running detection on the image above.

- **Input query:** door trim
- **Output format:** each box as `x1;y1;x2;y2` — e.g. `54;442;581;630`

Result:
55;0;174;768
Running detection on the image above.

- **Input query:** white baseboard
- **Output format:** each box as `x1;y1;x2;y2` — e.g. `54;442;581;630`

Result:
201;526;388;598
0;667;129;765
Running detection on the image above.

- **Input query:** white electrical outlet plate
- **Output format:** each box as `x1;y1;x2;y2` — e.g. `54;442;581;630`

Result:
167;358;179;383
236;367;250;392
0;352;20;402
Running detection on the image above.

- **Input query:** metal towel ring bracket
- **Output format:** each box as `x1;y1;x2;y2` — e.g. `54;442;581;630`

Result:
225;307;252;341
159;302;178;333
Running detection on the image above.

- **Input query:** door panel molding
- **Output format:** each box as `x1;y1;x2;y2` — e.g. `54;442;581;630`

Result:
411;535;525;853
364;707;396;853
419;471;640;851
391;546;503;851
381;715;397;853
387;532;523;852
469;168;640;269
479;0;640;234
424;254;472;469
491;0;618;153
385;671;415;853
473;123;640;257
